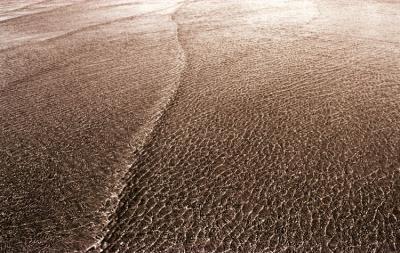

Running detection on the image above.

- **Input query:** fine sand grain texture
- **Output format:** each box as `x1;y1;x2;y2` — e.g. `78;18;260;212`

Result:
1;1;185;251
1;0;400;252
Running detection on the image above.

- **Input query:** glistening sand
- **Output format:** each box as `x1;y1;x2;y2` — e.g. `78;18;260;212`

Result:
0;0;399;252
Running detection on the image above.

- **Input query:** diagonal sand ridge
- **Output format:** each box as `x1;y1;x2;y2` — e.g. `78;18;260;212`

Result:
1;0;400;252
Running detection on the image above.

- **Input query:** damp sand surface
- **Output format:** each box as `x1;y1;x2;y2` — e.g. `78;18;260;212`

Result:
1;0;400;252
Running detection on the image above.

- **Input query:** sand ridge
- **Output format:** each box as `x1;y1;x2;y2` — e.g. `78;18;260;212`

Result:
1;0;400;252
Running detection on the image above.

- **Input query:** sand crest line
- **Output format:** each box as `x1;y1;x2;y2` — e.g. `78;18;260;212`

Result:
85;1;187;252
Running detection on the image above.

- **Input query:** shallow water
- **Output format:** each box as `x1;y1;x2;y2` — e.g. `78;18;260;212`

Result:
1;0;399;252
1;1;184;251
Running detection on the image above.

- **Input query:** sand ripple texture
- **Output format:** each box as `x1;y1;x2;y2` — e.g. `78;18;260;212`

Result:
1;0;184;252
1;0;400;252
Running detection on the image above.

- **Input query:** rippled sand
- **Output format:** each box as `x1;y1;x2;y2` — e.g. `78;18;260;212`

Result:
1;0;399;252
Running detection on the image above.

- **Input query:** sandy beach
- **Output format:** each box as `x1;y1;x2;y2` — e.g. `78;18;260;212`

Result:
1;0;399;252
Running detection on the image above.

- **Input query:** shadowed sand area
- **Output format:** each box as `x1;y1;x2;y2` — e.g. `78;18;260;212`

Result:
1;0;400;252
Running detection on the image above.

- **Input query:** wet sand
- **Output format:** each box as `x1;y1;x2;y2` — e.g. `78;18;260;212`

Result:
1;0;400;252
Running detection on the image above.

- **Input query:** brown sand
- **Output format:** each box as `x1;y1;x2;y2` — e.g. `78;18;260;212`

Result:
1;0;400;252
